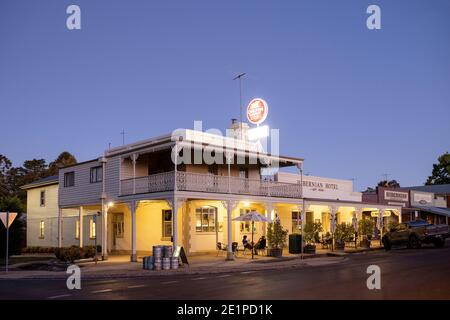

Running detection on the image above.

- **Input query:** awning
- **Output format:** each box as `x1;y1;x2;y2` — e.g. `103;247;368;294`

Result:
412;206;450;218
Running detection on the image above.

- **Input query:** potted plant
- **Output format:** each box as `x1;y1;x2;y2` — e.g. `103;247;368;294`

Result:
266;220;288;258
303;221;323;254
334;223;354;251
358;219;374;249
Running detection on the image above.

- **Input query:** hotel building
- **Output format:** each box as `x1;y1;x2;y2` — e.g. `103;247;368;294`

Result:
23;121;402;261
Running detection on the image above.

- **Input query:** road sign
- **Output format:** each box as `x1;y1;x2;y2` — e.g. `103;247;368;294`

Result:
1;212;18;273
0;212;17;228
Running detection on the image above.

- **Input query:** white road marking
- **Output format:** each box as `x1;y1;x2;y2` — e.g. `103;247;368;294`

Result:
47;294;72;299
192;277;207;281
90;289;113;294
127;284;146;289
241;271;255;274
216;274;231;278
161;280;178;284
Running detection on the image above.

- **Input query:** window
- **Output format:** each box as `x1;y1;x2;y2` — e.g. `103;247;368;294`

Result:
113;213;124;238
39;220;45;238
40;190;45;206
292;211;300;233
195;207;217;232
75;220;80;240
162;210;172;239
64;171;75;187
240;208;256;233
90;166;103;183
291;211;315;232
89;218;96;239
239;168;249;179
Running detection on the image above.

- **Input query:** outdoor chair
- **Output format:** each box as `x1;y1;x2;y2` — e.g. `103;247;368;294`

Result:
321;234;332;249
216;242;227;256
255;246;267;256
232;242;239;256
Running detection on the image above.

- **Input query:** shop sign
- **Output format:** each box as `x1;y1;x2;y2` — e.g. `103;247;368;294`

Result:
384;190;408;202
413;192;433;205
247;98;268;125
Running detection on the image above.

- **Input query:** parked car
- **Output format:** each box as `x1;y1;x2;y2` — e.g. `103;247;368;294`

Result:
382;219;449;250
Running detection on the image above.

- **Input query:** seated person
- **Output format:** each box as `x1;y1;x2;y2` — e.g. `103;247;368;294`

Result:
255;236;266;250
242;235;253;250
253;236;267;255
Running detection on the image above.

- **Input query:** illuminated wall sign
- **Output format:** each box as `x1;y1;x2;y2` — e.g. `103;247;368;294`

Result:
384;190;408;202
247;98;268;125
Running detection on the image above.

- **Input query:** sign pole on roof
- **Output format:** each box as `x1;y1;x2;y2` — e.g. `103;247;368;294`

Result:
1;211;18;273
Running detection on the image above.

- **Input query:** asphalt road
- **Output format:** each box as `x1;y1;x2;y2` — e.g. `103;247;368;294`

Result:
1;245;450;300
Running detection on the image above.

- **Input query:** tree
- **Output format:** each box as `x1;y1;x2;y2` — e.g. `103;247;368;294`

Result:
0;154;12;197
425;152;450;185
377;180;400;188
47;151;77;176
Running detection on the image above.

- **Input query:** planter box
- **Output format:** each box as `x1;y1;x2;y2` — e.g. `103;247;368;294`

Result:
268;248;283;258
335;242;345;251
303;245;316;254
359;239;371;249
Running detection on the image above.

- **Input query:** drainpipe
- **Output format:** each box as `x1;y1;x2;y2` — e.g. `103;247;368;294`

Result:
174;142;178;192
100;156;108;260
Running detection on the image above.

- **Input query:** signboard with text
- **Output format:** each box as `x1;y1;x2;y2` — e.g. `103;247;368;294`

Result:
247;98;268;125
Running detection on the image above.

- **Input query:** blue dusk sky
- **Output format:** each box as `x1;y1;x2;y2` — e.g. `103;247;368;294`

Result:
0;0;449;191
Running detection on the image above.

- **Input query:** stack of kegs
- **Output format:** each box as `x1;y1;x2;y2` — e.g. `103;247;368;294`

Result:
171;257;179;269
142;256;154;270
142;245;180;270
163;245;173;258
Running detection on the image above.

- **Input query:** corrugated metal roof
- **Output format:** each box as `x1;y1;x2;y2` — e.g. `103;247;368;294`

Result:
413;206;450;217
21;175;59;189
406;184;450;195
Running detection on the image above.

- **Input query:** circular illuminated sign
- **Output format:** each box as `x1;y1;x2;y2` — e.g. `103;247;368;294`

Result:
246;98;268;125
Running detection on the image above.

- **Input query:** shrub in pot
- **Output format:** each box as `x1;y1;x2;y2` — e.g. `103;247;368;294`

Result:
334;223;354;250
266;220;288;257
358;219;374;248
303;222;323;254
82;245;96;259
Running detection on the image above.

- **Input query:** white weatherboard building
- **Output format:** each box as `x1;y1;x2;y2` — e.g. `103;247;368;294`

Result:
23;121;402;261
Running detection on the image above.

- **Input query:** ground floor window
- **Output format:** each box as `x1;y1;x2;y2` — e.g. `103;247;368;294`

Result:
39;220;45;239
75;220;80;239
113;213;124;238
90;218;96;239
291;211;315;232
322;212;330;232
162;209;172;239
196;207;217;232
292;211;300;233
240;208;256;233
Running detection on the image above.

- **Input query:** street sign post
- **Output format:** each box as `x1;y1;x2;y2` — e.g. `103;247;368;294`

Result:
0;211;18;272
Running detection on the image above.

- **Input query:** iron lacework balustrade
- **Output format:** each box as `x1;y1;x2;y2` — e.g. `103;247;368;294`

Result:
120;171;302;198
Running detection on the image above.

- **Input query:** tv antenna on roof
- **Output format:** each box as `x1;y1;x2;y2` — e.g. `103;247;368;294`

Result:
233;72;246;139
381;173;390;182
120;129;126;145
348;177;358;192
